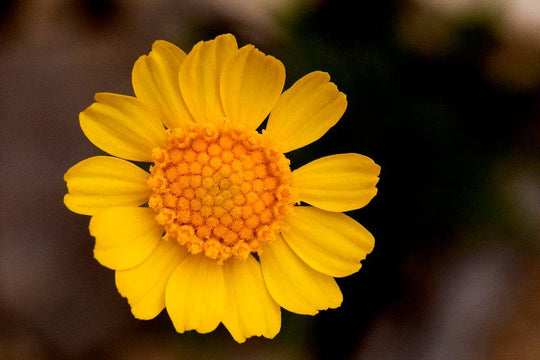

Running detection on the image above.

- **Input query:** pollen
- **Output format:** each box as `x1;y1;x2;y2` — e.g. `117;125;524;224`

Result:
148;123;296;264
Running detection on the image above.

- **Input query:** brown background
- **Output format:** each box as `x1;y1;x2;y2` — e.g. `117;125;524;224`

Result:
1;1;539;359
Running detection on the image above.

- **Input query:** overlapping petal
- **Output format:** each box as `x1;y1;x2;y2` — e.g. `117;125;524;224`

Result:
80;93;165;161
165;254;226;334
265;71;347;153
260;234;342;315
115;239;188;320
63;156;152;215
222;256;281;342
179;34;238;124
90;207;162;270
281;206;374;278
292;153;380;212
220;45;285;130
132;40;194;129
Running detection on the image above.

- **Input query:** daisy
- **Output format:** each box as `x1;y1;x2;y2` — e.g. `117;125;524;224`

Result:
64;34;380;342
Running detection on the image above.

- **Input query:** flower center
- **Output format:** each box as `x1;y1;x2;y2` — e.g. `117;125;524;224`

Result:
148;123;295;263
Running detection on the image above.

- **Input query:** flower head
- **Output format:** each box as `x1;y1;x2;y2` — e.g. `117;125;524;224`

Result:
64;34;380;342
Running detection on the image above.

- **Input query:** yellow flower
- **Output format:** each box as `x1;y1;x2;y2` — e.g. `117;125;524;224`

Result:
64;34;380;342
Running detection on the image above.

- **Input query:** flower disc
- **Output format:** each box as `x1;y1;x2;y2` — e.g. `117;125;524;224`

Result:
148;123;296;263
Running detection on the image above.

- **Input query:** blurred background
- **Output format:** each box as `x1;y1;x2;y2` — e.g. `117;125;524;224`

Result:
1;0;539;359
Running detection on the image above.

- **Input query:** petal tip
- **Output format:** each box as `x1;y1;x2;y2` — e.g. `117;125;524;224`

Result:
152;39;172;49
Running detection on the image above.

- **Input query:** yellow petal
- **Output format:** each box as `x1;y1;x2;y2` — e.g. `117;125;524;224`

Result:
282;207;374;278
80;93;165;162
165;254;226;334
179;34;238;124
132;40;194;129
90;207;162;270
260;234;342;315
63;156;152;215
222;256;281;343
292;153;380;212
265;71;347;153
220;45;285;130
115;239;188;320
